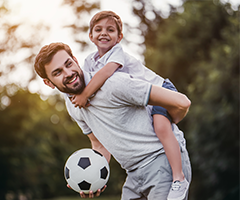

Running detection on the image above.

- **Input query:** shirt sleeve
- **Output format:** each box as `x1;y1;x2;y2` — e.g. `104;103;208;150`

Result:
105;43;125;67
64;95;92;135
103;72;152;107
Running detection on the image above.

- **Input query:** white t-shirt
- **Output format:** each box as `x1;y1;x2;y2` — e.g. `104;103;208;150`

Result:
65;71;186;171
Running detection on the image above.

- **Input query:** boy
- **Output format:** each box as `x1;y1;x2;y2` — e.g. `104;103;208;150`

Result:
70;11;189;200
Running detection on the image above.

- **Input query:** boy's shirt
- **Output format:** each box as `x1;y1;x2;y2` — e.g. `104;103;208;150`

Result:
82;43;165;87
83;43;125;72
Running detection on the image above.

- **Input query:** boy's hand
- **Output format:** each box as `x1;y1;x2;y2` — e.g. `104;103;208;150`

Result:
71;94;90;108
67;184;107;198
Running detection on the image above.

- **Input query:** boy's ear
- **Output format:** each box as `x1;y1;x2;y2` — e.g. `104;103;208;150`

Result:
117;33;123;43
43;78;55;89
89;33;93;42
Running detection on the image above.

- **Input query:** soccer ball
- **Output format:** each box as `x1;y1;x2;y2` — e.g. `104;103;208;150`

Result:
64;148;110;194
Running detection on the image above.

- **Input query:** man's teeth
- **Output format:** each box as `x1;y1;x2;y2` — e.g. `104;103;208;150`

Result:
68;76;77;84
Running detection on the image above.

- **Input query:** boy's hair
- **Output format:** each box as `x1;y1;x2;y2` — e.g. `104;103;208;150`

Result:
89;11;122;35
34;42;73;79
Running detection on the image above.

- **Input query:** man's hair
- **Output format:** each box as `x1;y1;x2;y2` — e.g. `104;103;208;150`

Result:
34;42;73;79
89;11;122;35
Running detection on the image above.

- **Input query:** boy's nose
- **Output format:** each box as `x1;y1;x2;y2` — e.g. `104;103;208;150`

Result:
101;30;107;35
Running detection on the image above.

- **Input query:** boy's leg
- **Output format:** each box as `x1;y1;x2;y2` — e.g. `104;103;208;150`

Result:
153;113;190;200
153;114;184;182
139;150;191;200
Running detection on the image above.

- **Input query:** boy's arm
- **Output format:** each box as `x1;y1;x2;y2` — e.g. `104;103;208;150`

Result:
148;85;191;124
84;62;121;98
71;62;121;107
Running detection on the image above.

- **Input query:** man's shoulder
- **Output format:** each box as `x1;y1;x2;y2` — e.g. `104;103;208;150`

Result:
107;72;131;82
102;72;141;92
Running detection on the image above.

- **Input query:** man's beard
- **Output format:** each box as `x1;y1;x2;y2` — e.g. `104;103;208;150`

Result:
54;72;85;95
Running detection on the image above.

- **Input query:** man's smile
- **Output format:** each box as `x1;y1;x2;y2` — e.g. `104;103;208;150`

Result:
64;73;79;85
68;76;77;84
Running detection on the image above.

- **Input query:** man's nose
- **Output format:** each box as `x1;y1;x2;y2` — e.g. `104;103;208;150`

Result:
63;68;72;77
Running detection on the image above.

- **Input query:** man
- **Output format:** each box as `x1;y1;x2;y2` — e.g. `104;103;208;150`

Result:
34;42;192;199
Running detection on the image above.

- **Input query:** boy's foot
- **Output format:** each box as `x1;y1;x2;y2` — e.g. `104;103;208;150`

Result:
167;178;189;200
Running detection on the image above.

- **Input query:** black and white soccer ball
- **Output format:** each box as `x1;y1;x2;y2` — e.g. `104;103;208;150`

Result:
64;148;110;194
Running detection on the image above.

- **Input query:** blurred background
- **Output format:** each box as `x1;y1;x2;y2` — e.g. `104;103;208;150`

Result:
0;0;239;199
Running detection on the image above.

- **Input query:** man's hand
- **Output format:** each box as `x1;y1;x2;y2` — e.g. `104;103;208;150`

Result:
67;184;107;198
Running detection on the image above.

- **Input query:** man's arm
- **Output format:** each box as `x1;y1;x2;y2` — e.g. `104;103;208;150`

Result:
148;85;191;124
88;132;111;162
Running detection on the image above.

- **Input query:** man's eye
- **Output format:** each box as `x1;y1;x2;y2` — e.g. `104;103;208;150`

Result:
54;71;61;76
108;29;114;32
66;61;72;67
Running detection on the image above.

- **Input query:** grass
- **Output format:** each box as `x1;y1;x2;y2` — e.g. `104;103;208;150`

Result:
40;196;120;200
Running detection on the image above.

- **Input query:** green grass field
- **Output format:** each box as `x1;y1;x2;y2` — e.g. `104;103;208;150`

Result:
41;196;120;200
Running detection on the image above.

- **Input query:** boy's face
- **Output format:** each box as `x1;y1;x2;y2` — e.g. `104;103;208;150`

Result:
89;18;123;57
43;50;85;94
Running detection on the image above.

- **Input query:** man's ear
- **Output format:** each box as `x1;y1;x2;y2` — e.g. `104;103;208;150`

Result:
117;33;123;43
43;78;55;89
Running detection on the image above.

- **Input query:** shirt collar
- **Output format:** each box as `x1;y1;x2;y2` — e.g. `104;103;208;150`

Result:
91;51;100;62
90;43;121;64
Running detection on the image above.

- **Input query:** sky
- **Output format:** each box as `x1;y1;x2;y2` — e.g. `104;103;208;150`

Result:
3;0;239;96
6;0;185;60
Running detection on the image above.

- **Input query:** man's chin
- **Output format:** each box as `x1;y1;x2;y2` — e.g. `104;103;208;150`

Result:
60;84;85;95
57;72;85;94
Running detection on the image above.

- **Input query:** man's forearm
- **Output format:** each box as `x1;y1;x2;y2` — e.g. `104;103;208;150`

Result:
88;133;111;162
148;85;191;124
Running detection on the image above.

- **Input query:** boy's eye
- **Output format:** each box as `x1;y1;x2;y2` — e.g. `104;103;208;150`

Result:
95;28;101;32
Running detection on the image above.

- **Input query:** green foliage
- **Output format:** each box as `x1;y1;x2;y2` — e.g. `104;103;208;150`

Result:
0;85;126;199
132;0;239;199
0;0;239;199
0;0;126;198
0;85;90;199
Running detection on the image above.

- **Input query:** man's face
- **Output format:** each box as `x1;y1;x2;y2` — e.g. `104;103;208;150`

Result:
44;50;85;94
89;18;123;57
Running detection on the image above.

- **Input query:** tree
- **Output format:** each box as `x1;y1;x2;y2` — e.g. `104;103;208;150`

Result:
0;0;127;198
63;0;100;51
131;0;239;199
0;85;91;199
0;0;49;89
